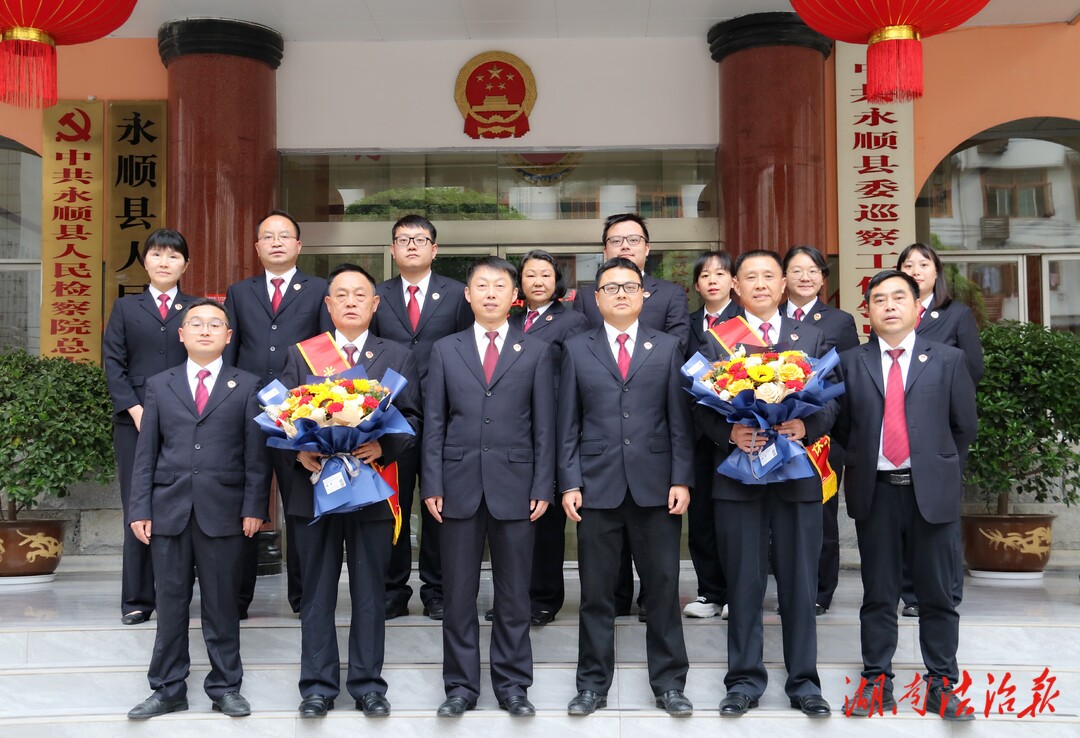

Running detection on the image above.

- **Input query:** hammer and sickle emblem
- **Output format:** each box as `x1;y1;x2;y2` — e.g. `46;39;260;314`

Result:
55;109;93;142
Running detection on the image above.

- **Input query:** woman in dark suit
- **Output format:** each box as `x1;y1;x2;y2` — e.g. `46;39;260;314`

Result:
781;245;860;616
897;242;985;384
509;249;589;625
896;242;983;615
103;229;196;625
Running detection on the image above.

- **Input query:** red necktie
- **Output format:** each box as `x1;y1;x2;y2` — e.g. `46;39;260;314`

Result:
759;322;772;346
616;333;631;380
523;310;539;332
793;307;805;322
917;305;926;327
271;277;285;313
157;294;170;320
343;344;358;367
483;331;499;384
407;285;421;331
194;369;210;415
882;348;910;466
707;314;719;330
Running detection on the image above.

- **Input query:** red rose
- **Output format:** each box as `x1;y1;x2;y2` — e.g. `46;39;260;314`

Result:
785;379;805;391
728;364;749;380
363;396;379;409
300;394;314;405
341;379;355;393
794;359;812;374
763;352;780;361
291;388;304;397
326;401;344;414
715;375;730;389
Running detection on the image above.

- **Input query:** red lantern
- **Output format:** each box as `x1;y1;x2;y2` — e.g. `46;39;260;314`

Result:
0;0;138;108
790;0;990;103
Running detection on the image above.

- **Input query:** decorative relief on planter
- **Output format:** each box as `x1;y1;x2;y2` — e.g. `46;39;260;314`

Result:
979;526;1052;559
19;530;63;562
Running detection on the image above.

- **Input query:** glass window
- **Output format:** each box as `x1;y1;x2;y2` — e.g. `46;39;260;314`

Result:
0;138;42;352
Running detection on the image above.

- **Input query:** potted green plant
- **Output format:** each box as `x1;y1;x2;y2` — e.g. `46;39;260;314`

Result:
0;348;115;579
962;320;1080;576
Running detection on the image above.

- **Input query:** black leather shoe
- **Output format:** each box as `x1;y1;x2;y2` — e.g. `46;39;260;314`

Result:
385;599;408;620
926;686;975;721
212;691;251;717
846;682;896;717
357;692;390;717
902;603;919;618
424;598;445;621
567;689;607;716
499;695;536;716
484;608;494;621
530;609;555;626
656;689;693;717
121;610;151;625
719;692;758;717
128;695;188;720
815;604;828;616
791;694;831;717
238;609;249;621
436;696;473;717
298;694;333;718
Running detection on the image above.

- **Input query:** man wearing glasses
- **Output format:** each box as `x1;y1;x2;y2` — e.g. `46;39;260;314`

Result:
224;210;333;618
128;298;269;720
557;257;694;718
372;215;473;621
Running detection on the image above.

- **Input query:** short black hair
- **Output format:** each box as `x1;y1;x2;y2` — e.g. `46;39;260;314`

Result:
865;269;920;303
181;296;228;325
466;255;517;285
783;245;829;277
519;249;568;301
392;214;437;243
327;262;378;292
257;209;301;239
595;257;642;286
601;213;649;246
693;250;734;282
734;249;783;276
896;242;950;308
142;228;189;262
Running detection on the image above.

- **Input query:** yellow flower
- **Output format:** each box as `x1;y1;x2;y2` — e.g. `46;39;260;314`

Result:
727;378;754;395
778;363;806;382
292;404;313;419
747;365;775;383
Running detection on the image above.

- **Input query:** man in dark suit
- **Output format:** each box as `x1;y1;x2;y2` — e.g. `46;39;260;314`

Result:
694;249;834;718
223;210;333;616
127;298;269;720
103;229;196;625
372;214;473;621
833;270;977;721
279;263;423;719
572;213;690;619
421;256;555;718
559;257;693;718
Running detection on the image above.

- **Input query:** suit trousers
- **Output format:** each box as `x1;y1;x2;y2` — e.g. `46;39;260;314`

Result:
577;496;688;696
239;448;302;613
715;494;822;700
856;479;961;691
294;512;392;700
148;519;244;701
529;486;566;615
816;476;841;609
114;422;155;616
688;437;726;604
441;499;534;703
386;445;443;608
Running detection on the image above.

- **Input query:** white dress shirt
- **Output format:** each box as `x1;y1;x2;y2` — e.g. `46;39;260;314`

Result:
876;330;917;471
266;267;298;300
603;320;639;363
473;321;509;362
186;356;223;402
402;271;433;314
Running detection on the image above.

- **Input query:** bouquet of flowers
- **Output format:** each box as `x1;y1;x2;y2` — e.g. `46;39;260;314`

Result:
682;347;844;485
256;366;414;519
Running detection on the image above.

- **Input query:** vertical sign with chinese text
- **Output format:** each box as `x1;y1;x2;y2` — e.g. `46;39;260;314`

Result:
41;101;105;361
835;42;916;336
105;101;167;323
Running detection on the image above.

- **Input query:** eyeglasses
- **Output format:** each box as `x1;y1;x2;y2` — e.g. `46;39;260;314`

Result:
597;282;643;295
393;235;432;248
183;319;228;333
787;267;822;278
258;233;298;244
605;234;647;248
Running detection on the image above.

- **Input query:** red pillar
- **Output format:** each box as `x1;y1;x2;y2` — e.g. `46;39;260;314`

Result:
708;13;833;258
158;19;284;297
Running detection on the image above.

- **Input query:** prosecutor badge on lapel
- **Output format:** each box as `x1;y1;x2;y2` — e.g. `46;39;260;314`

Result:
790;333;799;342
293;283;302;291
227;380;237;388
813;313;821;321
643;342;653;350
930;311;939;319
918;354;928;363
432;292;441;301
365;351;374;360
512;343;522;352
174;303;183;311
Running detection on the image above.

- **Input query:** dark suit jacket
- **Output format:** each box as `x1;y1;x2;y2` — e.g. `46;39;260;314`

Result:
223;270;332;380
694;314;837;503
781;299;860;354
509;300;589;392
103;289;197;424
687;301;741;360
573;274;691;355
371;273;473;385
557;326;694;509
917;300;984;385
834;336;977;525
421;327;556;520
129;365;270;537
278;336;424;520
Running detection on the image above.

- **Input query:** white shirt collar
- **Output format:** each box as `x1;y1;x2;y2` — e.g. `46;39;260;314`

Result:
528;301;553;318
335;329;370;356
604;320;639;349
186;356;223;387
921;293;934;311
403;271;432;300
266;267;297;290
787;298;817;318
743;310;782;339
473;321;509;345
148;285;178;303
877;330;917;362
